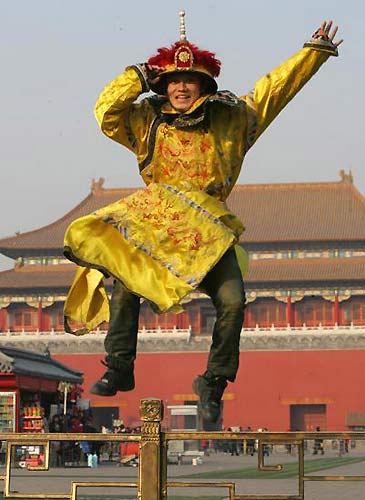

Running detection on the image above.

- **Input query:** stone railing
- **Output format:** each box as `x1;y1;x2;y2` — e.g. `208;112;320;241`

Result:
0;326;192;340
0;327;192;353
1;323;365;337
238;323;365;350
244;323;365;335
1;324;365;353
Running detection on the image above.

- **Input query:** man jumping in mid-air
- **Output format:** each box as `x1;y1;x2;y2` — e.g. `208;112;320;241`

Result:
64;13;342;423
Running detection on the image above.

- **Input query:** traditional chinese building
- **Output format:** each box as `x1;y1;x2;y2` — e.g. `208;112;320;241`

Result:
0;171;365;432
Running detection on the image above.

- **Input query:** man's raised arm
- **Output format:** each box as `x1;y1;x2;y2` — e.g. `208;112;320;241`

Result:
241;21;343;149
94;64;153;153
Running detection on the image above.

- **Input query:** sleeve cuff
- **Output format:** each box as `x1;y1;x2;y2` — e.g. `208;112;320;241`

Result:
128;64;151;93
303;38;338;56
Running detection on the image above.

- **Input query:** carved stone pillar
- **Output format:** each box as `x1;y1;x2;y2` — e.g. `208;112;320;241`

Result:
139;398;164;500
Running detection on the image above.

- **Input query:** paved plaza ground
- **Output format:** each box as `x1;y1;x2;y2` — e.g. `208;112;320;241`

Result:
1;448;365;499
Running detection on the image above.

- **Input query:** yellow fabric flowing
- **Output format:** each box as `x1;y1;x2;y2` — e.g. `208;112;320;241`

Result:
64;184;245;333
64;267;109;335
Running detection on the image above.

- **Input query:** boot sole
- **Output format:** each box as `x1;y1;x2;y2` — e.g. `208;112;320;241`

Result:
90;386;117;397
90;380;135;396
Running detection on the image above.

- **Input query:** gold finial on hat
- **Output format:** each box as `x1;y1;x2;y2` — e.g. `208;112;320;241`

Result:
179;10;187;41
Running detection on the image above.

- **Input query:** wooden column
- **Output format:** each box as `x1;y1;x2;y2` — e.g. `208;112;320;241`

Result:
155;311;159;329
176;311;189;329
334;293;340;325
0;308;7;331
286;295;292;326
182;311;189;328
37;300;43;331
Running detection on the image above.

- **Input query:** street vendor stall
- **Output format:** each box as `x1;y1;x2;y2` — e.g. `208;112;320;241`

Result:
0;346;83;465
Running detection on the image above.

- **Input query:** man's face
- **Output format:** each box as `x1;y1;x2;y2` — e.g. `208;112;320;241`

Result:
166;73;203;113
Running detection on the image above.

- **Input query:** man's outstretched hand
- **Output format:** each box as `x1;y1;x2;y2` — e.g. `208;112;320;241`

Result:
312;20;343;47
146;64;163;87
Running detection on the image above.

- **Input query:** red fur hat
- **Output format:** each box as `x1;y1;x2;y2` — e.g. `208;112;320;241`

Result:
147;40;221;95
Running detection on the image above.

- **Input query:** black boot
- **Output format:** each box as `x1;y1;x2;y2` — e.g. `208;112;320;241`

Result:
193;371;227;423
90;360;135;396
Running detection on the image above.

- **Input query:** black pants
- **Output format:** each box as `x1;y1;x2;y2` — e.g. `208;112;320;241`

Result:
104;248;246;381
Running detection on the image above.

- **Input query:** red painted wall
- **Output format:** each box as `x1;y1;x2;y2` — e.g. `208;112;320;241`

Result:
54;350;365;431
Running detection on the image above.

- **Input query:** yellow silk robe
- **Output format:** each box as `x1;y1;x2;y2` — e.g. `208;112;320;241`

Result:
64;47;332;334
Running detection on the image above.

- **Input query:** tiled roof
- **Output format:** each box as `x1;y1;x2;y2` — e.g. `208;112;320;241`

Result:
0;258;364;291
0;187;136;256
0;346;83;383
0;264;77;290
229;179;365;243
0;177;364;256
0;264;114;291
246;257;365;283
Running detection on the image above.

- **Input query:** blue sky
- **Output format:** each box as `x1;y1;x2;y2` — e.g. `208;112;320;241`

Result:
0;0;363;269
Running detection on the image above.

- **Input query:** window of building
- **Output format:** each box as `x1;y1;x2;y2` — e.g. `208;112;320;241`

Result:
11;309;36;331
139;303;159;329
294;298;333;326
201;307;216;334
56;312;64;328
341;299;365;325
246;299;287;328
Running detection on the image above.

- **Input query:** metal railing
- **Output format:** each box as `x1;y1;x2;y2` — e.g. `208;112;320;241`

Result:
1;398;365;499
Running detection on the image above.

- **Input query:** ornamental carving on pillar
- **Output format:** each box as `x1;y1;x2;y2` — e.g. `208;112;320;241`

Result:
290;291;304;303
25;297;40;308
141;422;160;442
322;291;337;302
41;297;56;308
140;398;164;422
274;291;289;303
322;290;352;302
338;291;352;302
140;398;163;443
246;291;257;303
0;298;11;309
25;296;55;308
